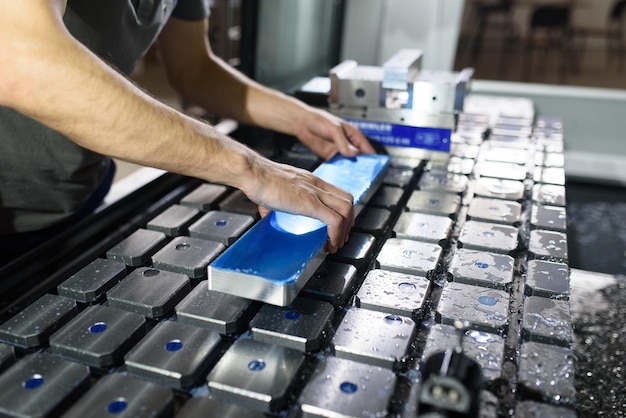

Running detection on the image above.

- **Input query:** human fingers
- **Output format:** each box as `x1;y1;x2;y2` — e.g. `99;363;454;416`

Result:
341;121;377;154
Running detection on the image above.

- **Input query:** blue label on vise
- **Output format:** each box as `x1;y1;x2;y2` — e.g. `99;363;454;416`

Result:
346;119;451;152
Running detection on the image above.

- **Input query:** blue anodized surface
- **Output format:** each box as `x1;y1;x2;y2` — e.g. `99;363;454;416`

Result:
209;154;391;286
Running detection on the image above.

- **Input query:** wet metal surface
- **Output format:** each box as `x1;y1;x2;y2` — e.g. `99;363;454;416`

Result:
458;220;519;254
146;204;200;236
106;228;167;267
449;248;514;290
300;261;358;306
474;177;524;201
394;212;452;243
468;197;521;225
179;183;229;211
57;258;127;303
152;236;224;279
356;269;430;317
376;238;442;277
405;190;461;217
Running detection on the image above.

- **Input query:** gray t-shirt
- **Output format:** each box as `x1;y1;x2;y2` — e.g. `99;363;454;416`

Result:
0;0;210;234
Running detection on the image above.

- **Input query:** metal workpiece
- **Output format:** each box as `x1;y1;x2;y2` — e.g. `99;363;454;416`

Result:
393;212;452;243
478;161;528;182
300;261;358;306
450;143;480;160
525;260;570;299
175;282;256;335
474;177;525;201
106;228;167;267
0;353;90;418
458;220;519;254
449;248;514;290
62;373;174;418
297;356;397;418
534;166;566;186
390;155;423;169
522;296;572;347
146;204;200;236
332;307;415;369
177;397;267;418
418;172;468;194
405;190;461;217
180;183;229;211
188;210;255;247
250;297;334;352
531;204;567;232
425;156;475;175
518;341;576;406
57;258;127;303
329;232;376;270
206;338;305;412
0;293;77;348
376;238;442;277
107;267;191;319
535;152;565;168
329;60;384;107
489;135;531;150
218;190;261;218
529;230;568;262
421;323;505;383
49;304;145;368
381;48;422;90
355;269;430;318
152;236;225;279
515;401;577;418
383;166;416;188
354;207;391;237
0;343;15;373
532;184;566;207
467;197;522;225
484;147;530;165
436;282;510;334
370;185;405;211
208;154;391;306
125;320;222;389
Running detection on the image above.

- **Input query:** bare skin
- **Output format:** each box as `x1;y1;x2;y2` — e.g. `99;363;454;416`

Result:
0;1;376;253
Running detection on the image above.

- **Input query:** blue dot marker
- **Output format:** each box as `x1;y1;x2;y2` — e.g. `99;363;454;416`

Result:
23;374;44;390
165;339;183;352
89;322;107;333
107;399;128;414
340;381;358;394
284;311;300;320
478;295;497;306
215;220;228;227
384;315;403;326
475;261;489;269
248;359;266;371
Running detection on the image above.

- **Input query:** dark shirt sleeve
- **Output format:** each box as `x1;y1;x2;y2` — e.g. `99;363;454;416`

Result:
172;0;212;21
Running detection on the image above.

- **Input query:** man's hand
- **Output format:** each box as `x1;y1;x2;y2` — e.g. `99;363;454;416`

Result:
241;158;354;254
292;105;377;160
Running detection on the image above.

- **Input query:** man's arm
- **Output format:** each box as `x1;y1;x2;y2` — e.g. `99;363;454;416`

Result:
157;17;376;160
0;1;353;252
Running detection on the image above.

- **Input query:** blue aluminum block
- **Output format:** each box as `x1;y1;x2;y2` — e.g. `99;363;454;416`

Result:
209;153;391;306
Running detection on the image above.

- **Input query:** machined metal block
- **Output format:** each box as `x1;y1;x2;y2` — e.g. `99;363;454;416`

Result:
450;143;480;159
522;296;572;347
484;147;529;165
146;204;200;236
329;232;376;270
479;161;527;182
106;228;167;267
518;342;576;406
425;156;475;175
535;152;565;168
449;248;514;290
474;177;524;201
180;183;229;211
177;397;266;418
0;293;77;349
209;154;391;306
49;304;145;368
458;220;519;254
436;282;510;334
250;297;334;352
532;184;566;207
531;204;567;232
218;190;261;218
383;167;415;188
354;207;391;237
175;282;257;335
152;236;225;279
125;320;222;389
370;185;405;211
421;323;505;383
0;353;90;418
355;269;430;317
57;258;127;303
529;230;568;262
525;260;570;299
405;190;461;217
0;343;15;373
376;238;442;277
467;197;521;225
63;373;174;418
189;210;255;247
418;172;468;194
393;212;452;243
206;338;305;412
300;261;358;306
331;307;415;369
298;356;396;418
534;167;565;186
107;267;191;319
